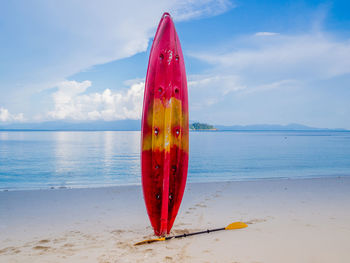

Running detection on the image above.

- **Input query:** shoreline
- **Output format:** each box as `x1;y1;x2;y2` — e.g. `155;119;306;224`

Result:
1;176;349;262
2;174;350;192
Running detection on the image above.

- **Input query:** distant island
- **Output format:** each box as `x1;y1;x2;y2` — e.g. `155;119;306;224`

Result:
189;122;216;130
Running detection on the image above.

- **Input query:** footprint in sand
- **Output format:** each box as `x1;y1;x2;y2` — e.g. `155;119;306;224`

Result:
62;243;74;248
164;256;173;262
0;247;21;255
111;229;125;235
53;237;66;243
246;218;268;224
38;239;50;244
195;203;207;208
32;245;51;252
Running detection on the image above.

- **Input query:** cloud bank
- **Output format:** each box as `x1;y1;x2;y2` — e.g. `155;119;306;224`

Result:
190;33;350;98
193;34;350;79
0;108;24;123
48;80;144;121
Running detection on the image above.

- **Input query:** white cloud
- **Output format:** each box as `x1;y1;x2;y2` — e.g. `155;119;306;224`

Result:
255;32;279;36
0;108;24;122
172;0;233;21
188;74;246;110
189;74;246;95
48;80;144;121
192;34;350;80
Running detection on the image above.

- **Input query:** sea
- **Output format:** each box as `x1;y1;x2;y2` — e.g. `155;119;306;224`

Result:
1;130;350;190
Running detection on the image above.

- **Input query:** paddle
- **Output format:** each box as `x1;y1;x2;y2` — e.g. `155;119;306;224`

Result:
134;221;248;246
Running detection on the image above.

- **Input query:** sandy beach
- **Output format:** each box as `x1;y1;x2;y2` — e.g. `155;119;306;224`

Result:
1;176;349;263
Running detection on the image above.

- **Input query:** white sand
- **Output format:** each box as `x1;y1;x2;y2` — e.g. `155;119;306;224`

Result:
1;177;350;263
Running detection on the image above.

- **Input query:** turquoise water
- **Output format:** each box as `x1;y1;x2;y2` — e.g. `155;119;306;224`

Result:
1;131;350;190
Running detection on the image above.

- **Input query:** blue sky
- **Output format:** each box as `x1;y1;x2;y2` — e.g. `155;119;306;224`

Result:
1;0;350;128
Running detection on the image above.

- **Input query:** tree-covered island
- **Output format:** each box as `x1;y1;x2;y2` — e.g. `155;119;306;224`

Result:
189;122;216;130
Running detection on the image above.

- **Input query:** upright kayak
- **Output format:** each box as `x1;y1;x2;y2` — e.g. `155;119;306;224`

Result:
141;12;189;236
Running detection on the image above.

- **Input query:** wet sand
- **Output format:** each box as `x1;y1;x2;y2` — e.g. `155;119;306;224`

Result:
1;177;349;262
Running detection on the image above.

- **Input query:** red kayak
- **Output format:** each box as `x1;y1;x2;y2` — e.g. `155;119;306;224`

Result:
141;12;189;236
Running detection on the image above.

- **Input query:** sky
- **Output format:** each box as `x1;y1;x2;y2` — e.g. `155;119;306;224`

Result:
0;0;350;128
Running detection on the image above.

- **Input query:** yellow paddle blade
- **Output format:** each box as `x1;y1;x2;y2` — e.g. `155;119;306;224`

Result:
225;222;248;230
134;237;165;246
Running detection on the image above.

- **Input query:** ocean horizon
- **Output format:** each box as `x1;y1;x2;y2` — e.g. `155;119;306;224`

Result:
1;130;350;191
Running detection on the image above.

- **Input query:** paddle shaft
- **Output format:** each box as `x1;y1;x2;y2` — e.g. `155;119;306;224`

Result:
165;227;225;240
